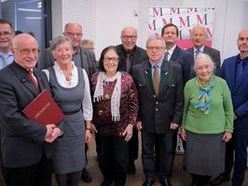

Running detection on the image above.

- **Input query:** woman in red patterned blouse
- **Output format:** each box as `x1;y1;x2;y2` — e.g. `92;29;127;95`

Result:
90;46;138;186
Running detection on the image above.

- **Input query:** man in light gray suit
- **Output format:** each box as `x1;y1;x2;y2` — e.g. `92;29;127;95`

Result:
186;25;221;75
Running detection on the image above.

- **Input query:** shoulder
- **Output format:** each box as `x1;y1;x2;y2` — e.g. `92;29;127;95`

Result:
222;56;237;66
121;71;133;80
205;46;220;54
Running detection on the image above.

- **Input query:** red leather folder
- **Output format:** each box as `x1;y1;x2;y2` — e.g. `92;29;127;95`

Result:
22;89;64;125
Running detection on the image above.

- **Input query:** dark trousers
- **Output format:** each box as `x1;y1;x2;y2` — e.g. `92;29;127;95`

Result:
3;151;52;186
95;134;128;186
232;128;248;186
224;138;234;175
55;170;81;186
142;131;174;179
128;128;139;165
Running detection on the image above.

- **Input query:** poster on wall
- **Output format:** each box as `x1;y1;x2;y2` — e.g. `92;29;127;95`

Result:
148;7;215;49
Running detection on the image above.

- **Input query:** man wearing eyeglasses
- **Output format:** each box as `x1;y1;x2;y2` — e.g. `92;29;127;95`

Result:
132;36;183;186
40;22;97;77
0;19;14;70
0;33;61;186
116;26;148;175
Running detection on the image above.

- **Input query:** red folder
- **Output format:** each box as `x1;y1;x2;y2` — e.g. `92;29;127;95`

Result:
22;89;64;125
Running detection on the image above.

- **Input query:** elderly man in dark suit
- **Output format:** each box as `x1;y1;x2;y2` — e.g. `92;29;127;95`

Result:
115;26;148;175
186;25;221;75
39;22;97;78
132;36;183;186
0;33;61;186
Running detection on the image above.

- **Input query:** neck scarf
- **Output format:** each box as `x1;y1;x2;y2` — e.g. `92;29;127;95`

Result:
194;76;215;114
93;71;122;121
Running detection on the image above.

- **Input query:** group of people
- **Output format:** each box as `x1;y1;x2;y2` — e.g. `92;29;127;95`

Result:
0;17;248;186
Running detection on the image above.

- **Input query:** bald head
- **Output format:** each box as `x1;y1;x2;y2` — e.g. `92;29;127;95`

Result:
121;26;137;51
237;28;248;58
11;33;39;70
64;23;83;50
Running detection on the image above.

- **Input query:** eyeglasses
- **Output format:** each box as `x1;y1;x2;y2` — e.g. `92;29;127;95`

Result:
0;31;12;37
64;32;83;37
103;57;119;62
121;35;137;40
14;48;40;55
147;46;164;51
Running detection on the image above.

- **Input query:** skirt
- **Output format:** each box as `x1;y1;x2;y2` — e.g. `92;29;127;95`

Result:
184;130;225;176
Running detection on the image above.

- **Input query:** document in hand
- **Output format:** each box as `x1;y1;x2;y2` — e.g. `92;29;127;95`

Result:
22;89;64;125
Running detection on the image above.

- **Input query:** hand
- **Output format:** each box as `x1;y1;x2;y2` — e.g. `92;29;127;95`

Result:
91;123;98;133
45;124;55;142
170;122;179;130
45;126;61;143
122;124;133;142
234;113;237;120
180;128;187;141
135;121;142;131
85;129;92;143
223;132;232;142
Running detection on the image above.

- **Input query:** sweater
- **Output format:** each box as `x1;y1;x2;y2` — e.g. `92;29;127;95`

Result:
182;76;233;134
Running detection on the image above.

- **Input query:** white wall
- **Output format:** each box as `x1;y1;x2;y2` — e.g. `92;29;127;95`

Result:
51;0;248;61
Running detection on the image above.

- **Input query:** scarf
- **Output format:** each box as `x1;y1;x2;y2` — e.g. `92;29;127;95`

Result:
194;76;215;114
93;71;122;121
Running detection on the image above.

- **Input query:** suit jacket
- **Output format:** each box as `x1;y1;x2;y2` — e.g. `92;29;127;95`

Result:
187;45;221;75
170;46;193;84
132;60;184;134
115;44;148;74
0;62;51;168
220;55;248;129
39;46;97;77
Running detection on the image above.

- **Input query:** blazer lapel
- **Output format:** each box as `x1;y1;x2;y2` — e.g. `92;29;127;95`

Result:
159;60;170;95
12;63;40;96
143;61;155;94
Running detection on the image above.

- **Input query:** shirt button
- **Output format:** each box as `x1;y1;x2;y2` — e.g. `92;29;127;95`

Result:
156;101;159;105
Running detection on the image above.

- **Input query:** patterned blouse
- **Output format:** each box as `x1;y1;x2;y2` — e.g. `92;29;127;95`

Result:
91;72;138;136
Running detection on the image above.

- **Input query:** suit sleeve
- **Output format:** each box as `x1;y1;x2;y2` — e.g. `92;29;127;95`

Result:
172;64;184;125
0;77;47;143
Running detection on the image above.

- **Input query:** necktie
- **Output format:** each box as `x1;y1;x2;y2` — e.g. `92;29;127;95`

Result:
236;61;244;82
28;70;39;89
164;51;169;61
126;53;131;73
195;49;201;59
153;65;160;95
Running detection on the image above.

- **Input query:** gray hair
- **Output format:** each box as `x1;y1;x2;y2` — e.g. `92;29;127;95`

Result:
50;35;73;51
194;53;215;72
146;35;166;49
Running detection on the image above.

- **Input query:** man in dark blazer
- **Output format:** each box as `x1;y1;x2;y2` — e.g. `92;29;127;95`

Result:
132;36;183;186
161;23;193;84
160;23;193;174
38;22;97;78
186;25;221;75
0;33;61;186
212;28;248;186
116;26;148;175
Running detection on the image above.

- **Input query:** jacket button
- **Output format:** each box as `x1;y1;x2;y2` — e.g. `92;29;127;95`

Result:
155;108;159;111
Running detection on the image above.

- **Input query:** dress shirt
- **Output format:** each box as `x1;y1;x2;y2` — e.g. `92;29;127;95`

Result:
166;44;176;61
0;51;13;70
43;61;93;121
150;59;163;78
